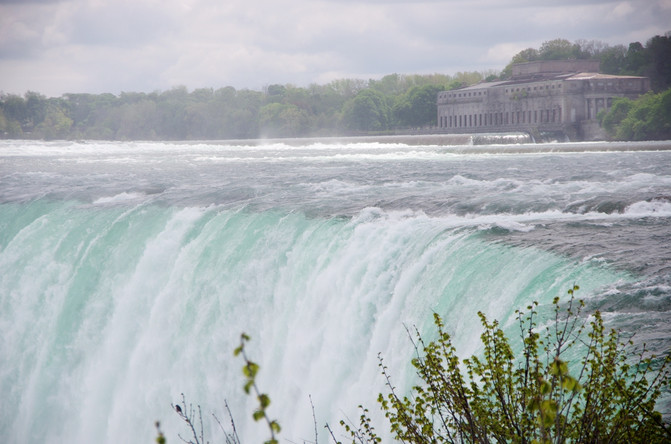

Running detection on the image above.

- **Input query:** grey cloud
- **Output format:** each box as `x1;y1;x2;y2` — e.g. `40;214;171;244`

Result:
67;3;177;48
1;0;671;96
0;0;60;4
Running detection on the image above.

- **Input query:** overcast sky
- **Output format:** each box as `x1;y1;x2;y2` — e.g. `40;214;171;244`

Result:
1;0;670;97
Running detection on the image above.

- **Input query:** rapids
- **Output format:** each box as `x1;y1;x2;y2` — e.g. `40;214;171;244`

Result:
1;138;670;443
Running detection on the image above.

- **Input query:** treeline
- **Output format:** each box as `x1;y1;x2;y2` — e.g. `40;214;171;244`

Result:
1;33;669;141
0;74;477;140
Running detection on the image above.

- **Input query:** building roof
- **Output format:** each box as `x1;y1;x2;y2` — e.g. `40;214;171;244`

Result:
511;59;600;79
563;72;647;81
451;72;648;92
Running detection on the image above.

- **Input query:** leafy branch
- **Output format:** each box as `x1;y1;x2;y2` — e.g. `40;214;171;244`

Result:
234;333;281;444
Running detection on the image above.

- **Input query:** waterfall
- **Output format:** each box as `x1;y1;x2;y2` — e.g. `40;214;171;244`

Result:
0;201;628;443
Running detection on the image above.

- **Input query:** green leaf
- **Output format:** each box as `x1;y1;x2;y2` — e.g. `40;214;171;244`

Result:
243;362;259;379
259;393;271;408
270;420;281;433
541;399;558;415
562;376;582;393
541;380;551;395
244;380;254;394
253;409;265;421
549;358;568;376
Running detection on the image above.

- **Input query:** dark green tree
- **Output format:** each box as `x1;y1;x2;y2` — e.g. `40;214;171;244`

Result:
599;45;628;74
620;90;671;140
624;42;649;76
599;96;633;134
645;34;671;91
393;84;444;128
539;38;581;60
342;89;390;132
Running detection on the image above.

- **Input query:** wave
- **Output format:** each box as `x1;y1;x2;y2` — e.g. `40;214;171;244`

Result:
92;192;148;205
2;138;671;158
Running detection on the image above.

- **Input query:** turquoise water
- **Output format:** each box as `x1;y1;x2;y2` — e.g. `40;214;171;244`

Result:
1;139;669;442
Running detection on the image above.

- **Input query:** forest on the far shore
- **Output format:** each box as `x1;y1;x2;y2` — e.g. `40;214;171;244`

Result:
1;34;670;141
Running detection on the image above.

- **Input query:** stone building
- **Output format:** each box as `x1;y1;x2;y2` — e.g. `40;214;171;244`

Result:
436;60;650;140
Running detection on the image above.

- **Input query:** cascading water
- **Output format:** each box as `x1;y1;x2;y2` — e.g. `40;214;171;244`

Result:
1;138;670;443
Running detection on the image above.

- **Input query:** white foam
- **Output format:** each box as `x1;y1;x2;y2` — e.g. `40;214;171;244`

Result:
490;220;536;232
93;192;146;205
625;200;671;216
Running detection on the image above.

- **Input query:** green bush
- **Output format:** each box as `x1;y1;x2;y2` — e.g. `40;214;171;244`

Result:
600;89;671;141
340;286;671;443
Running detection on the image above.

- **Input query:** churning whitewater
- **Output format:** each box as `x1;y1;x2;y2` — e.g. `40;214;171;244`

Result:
1;138;670;443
